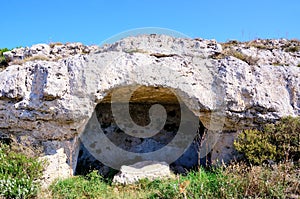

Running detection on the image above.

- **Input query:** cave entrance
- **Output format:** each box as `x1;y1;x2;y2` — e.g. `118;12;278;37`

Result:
76;86;208;176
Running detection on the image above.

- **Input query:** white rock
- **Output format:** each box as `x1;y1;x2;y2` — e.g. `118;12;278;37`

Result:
0;35;299;187
113;161;172;184
38;148;72;188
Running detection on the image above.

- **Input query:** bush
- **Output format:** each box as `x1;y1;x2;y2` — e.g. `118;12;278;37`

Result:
234;129;277;164
234;116;300;164
0;48;10;67
0;143;45;199
264;116;300;162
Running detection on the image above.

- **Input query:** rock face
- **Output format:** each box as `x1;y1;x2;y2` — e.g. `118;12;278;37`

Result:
0;35;299;185
38;148;72;188
112;161;172;184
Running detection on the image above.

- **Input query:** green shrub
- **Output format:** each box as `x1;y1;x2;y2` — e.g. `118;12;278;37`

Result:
264;116;300;162
234;129;277;164
0;143;45;199
234;116;300;164
0;48;10;67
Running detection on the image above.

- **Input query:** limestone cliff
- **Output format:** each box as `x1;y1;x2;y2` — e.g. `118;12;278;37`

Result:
0;35;299;185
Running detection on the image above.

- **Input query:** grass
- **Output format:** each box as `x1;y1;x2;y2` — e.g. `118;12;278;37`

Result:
49;162;300;199
124;48;148;54
0;120;298;199
50;167;224;199
49;42;63;48
217;41;259;65
213;48;259;65
11;55;51;65
219;39;300;67
50;116;300;199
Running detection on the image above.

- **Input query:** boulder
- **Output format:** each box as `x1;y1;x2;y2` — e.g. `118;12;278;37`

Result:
113;161;172;184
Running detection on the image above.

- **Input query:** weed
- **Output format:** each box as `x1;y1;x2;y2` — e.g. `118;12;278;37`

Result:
0;143;45;199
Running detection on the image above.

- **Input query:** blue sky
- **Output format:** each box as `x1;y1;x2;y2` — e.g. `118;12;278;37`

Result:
1;0;299;48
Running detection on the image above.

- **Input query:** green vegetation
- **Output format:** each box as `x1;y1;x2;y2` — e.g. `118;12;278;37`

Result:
50;162;299;199
0;48;10;67
234;129;277;164
1;116;299;198
264;116;300;162
234;116;300;164
50;116;300;199
51;168;226;199
0;143;45;199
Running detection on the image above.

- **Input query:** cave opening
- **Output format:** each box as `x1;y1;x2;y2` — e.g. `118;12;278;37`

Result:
76;86;209;176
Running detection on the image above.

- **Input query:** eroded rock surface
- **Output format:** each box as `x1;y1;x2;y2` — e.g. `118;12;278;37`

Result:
0;35;299;185
38;148;72;188
3;42;99;65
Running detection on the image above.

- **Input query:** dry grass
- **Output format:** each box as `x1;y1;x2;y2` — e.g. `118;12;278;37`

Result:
11;55;51;65
212;47;259;65
49;42;63;48
223;161;300;198
124;48;148;54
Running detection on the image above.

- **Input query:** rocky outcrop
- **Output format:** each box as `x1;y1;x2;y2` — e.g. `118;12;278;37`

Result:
0;35;299;185
3;42;99;65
